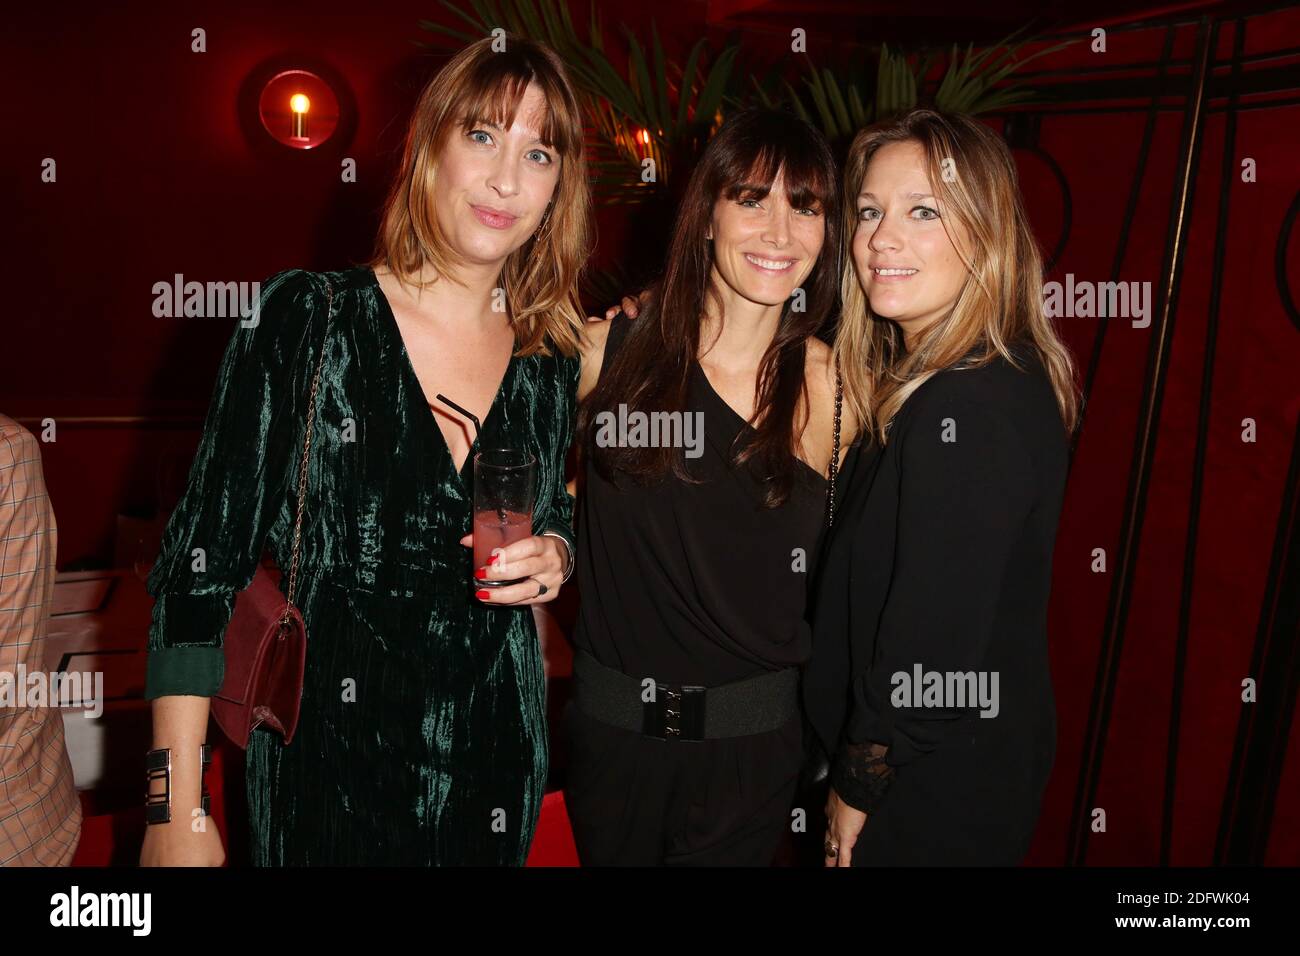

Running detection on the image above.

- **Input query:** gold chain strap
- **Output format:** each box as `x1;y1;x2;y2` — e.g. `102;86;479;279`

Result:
827;361;843;527
282;279;333;623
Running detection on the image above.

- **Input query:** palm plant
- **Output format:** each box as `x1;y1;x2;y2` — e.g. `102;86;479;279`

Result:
419;0;736;203
752;29;1072;143
424;4;1065;193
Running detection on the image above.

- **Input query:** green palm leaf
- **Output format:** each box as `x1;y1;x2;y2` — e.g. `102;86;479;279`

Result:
419;0;1053;194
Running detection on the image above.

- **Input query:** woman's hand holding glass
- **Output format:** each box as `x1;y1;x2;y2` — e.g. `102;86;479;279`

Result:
461;531;570;605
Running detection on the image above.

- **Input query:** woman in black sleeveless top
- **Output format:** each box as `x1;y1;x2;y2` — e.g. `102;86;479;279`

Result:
564;109;847;866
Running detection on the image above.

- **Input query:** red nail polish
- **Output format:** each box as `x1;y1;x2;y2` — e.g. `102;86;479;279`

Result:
488;553;501;565
475;589;490;600
474;568;487;579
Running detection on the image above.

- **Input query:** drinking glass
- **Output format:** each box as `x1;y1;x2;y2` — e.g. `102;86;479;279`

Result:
471;448;536;588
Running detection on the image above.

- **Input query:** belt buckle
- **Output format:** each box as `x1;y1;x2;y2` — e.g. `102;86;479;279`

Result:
646;681;706;741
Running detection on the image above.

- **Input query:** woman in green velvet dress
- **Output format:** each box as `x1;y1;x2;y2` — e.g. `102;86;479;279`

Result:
139;36;592;866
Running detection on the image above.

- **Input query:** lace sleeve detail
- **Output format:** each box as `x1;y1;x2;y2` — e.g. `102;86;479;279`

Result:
831;739;896;814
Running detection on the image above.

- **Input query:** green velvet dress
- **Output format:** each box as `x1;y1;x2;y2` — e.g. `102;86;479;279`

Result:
144;265;578;866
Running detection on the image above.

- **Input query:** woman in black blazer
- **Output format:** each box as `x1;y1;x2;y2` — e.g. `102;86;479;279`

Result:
806;109;1080;866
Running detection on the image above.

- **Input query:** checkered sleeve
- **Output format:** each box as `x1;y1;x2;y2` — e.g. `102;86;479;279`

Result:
0;415;82;866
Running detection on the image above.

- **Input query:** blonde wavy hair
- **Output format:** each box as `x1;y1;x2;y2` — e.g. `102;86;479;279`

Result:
833;108;1079;444
367;35;591;357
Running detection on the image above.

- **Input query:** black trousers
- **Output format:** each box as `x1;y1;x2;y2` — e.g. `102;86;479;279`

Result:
562;699;804;866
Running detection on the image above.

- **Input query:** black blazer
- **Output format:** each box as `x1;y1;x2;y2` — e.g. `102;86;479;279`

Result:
804;344;1069;865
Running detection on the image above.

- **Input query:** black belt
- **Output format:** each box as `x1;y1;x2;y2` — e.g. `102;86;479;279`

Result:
572;647;799;741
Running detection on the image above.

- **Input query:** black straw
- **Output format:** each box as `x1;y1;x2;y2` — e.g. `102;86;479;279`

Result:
434;393;481;441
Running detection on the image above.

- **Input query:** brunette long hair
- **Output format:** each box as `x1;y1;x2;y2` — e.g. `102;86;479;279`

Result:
579;108;840;507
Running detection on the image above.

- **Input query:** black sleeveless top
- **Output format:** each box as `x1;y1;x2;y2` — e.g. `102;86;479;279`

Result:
574;313;828;686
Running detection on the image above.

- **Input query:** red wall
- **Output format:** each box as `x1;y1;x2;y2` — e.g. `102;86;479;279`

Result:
1004;13;1300;866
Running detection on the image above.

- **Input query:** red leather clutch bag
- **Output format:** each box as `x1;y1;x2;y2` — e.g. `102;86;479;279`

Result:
211;566;308;748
